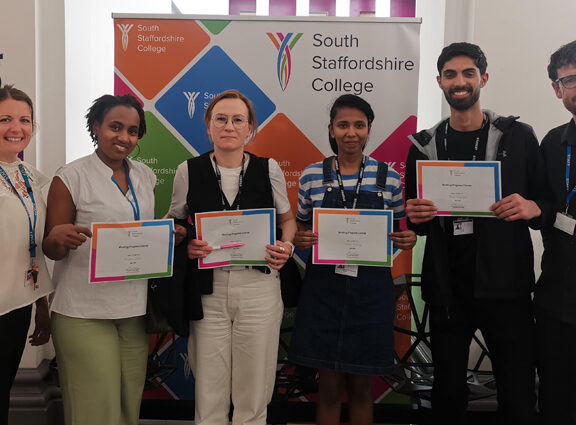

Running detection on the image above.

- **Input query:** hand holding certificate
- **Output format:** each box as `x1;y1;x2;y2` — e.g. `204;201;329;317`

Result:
416;160;501;217
312;208;393;267
89;219;175;283
195;208;276;269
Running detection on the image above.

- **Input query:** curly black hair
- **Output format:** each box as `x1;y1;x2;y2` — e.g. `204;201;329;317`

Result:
86;94;146;145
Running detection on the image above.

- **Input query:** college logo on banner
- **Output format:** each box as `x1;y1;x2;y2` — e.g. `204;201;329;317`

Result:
155;46;275;154
183;91;200;119
117;24;134;51
266;32;303;91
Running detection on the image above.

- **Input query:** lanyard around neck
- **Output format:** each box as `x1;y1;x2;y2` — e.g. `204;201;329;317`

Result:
565;145;576;212
442;114;488;161
213;154;245;210
334;155;366;210
0;164;37;260
111;161;140;220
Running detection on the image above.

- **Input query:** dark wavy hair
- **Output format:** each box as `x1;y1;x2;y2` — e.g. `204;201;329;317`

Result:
548;40;576;81
0;84;35;126
328;94;374;154
437;42;488;75
86;94;146;145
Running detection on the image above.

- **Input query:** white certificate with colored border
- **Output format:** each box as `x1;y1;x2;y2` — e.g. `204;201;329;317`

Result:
89;219;174;283
416;160;502;217
195;208;276;269
312;208;393;267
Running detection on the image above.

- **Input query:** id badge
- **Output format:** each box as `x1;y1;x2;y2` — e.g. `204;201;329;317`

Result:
453;218;473;236
335;265;358;277
554;212;576;235
24;267;38;289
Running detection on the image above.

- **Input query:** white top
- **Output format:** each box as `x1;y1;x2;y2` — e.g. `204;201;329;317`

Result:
50;152;156;319
0;160;53;316
168;155;291;219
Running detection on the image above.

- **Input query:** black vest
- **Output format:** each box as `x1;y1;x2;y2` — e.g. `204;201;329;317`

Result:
185;151;275;297
186;151;274;215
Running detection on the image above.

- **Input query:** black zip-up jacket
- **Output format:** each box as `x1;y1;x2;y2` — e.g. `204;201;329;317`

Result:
405;110;550;306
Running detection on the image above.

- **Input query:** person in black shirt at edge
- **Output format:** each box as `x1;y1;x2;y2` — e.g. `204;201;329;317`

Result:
405;42;546;425
536;40;576;425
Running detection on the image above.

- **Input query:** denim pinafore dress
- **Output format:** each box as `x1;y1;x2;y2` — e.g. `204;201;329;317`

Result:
288;158;396;376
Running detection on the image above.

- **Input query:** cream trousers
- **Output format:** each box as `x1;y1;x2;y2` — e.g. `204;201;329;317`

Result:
188;268;283;425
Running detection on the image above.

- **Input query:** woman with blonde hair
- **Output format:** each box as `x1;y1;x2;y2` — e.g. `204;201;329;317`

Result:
168;89;296;425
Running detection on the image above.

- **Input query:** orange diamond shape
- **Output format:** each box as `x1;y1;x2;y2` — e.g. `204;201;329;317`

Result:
115;19;210;100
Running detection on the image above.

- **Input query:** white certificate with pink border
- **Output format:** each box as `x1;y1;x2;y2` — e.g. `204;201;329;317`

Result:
312;208;393;267
416;160;501;217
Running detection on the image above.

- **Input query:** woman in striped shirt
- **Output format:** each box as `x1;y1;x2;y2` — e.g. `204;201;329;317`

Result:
289;94;416;425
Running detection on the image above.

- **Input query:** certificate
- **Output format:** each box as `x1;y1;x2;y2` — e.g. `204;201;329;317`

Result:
312;208;393;267
89;219;174;283
416;160;501;217
195;208;276;269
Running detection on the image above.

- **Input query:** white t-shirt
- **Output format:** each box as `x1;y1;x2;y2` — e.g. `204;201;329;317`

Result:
50;152;156;319
0;160;53;316
168;155;291;219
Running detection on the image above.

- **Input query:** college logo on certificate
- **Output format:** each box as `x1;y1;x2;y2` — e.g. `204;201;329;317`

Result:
416;160;502;217
195;208;276;269
89;219;174;283
312;208;393;267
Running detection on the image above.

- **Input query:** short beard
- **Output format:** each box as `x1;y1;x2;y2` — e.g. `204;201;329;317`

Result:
562;97;576;116
444;88;480;111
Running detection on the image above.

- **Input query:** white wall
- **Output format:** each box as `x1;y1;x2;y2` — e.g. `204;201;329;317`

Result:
37;0;66;179
415;0;445;131
470;0;575;140
418;0;574;139
473;1;576;277
0;0;37;164
64;0;172;164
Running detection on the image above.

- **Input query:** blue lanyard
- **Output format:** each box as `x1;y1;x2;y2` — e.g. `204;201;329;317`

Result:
0;164;37;261
566;145;576;213
111;161;140;220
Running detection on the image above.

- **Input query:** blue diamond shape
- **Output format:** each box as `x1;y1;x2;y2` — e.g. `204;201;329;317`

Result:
156;46;276;154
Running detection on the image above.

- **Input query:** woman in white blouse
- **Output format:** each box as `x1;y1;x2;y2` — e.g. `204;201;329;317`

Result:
0;85;52;425
43;94;156;425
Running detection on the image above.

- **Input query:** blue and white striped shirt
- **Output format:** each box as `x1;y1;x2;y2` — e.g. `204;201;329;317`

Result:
297;156;406;222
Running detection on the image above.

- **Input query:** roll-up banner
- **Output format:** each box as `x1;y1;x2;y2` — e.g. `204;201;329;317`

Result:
114;13;420;403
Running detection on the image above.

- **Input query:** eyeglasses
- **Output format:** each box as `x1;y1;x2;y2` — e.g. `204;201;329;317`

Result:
555;75;576;89
211;114;249;129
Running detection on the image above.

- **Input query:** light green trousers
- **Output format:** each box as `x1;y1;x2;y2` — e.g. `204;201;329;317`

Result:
51;312;148;425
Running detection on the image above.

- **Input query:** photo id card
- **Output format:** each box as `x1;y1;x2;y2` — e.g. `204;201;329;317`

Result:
453;218;474;236
335;265;359;277
554;212;576;235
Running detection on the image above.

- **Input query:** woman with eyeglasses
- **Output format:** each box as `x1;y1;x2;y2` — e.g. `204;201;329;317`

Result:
168;89;296;425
